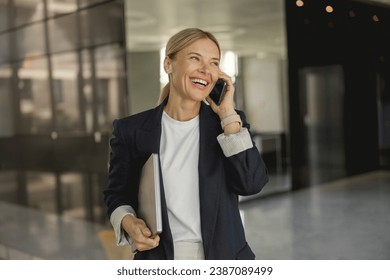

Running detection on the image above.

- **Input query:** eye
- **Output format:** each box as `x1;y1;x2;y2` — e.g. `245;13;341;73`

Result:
211;61;220;67
190;56;200;61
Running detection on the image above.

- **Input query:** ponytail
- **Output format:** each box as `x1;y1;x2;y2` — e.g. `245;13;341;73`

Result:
158;82;170;105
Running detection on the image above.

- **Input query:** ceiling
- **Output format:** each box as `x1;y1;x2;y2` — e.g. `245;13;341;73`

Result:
8;0;390;59
125;0;286;58
125;0;390;59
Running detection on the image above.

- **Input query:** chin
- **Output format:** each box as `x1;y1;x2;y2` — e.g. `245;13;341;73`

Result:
192;93;209;101
193;97;207;103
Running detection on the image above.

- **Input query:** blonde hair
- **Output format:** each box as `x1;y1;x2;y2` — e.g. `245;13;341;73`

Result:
158;28;221;104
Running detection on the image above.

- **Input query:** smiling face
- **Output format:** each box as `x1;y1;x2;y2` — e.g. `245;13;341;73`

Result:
164;38;221;103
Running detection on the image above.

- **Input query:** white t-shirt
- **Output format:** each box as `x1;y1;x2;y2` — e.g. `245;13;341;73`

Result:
159;111;202;242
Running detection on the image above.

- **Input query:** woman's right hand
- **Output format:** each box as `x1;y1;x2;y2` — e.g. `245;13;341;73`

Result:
121;215;160;251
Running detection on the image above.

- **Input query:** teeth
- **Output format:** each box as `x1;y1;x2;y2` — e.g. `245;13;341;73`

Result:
191;79;208;86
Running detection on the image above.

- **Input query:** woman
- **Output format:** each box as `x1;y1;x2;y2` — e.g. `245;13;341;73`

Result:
103;28;268;260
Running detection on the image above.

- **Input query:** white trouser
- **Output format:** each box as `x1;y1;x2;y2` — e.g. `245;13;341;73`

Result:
174;241;205;260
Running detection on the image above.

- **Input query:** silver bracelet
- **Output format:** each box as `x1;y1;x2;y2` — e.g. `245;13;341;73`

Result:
220;114;242;129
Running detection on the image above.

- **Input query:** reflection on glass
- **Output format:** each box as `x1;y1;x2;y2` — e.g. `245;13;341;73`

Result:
52;52;82;133
48;13;78;54
18;57;52;133
79;0;106;8
0;0;128;226
79;0;124;49
0;1;8;32
26;172;56;213
14;0;44;27
0;64;14;136
81;49;93;133
60;172;85;219
82;45;127;133
95;45;127;131
0;171;18;204
47;0;77;17
15;23;46;61
0;33;10;64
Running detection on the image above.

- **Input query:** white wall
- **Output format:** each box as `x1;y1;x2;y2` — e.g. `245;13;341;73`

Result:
242;57;286;133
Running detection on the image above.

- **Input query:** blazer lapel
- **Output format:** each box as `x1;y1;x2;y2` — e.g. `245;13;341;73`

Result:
198;102;224;257
135;101;165;155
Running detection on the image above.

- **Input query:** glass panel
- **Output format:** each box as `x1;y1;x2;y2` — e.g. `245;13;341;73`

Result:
48;13;78;53
60;172;85;219
59;172;107;226
26;171;56;213
299;65;346;185
81;45;127;134
0;33;10;64
79;0;106;8
80;0;124;49
15;23;46;61
0;171;18;204
14;0;44;27
81;49;93;133
95;44;127;131
47;0;77;17
18;57;52;134
0;64;14;137
0;0;8;32
51;52;82;133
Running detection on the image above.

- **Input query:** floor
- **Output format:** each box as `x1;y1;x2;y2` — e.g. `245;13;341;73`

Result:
0;170;389;259
0;201;107;259
241;170;390;260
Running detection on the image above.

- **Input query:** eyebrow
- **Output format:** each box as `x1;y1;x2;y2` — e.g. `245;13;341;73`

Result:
187;52;220;61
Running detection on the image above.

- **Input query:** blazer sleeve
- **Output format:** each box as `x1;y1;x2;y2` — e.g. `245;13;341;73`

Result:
103;119;139;217
220;111;269;196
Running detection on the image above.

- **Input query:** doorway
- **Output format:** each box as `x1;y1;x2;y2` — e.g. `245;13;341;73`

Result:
299;65;346;186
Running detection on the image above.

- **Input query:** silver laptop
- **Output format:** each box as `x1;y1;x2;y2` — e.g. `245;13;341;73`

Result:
137;153;162;235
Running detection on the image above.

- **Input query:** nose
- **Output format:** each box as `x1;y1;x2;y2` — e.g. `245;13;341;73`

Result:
198;61;211;74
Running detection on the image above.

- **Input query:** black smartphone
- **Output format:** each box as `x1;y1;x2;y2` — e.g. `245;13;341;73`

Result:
209;79;227;105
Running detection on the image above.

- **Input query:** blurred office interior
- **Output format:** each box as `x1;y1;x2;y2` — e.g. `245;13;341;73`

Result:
0;0;389;259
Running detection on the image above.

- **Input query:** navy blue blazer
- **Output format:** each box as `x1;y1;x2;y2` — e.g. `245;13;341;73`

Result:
104;99;268;260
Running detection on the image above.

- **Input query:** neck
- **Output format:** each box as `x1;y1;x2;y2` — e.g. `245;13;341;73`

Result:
164;95;201;121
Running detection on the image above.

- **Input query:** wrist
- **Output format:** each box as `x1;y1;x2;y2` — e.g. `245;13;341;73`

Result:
223;122;241;135
121;214;134;228
218;107;236;120
220;114;242;129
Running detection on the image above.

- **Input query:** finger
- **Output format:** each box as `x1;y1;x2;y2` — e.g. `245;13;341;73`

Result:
150;235;160;248
206;96;218;112
218;71;232;84
217;73;234;96
206;96;214;106
129;218;151;237
135;235;160;251
135;226;156;244
141;227;152;237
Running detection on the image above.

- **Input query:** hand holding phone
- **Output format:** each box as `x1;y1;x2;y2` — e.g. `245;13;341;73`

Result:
207;74;239;134
209;79;227;105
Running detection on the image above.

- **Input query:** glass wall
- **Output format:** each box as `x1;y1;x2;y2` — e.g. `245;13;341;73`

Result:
0;0;127;223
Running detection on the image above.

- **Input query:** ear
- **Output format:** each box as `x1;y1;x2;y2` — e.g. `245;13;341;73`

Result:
164;56;172;74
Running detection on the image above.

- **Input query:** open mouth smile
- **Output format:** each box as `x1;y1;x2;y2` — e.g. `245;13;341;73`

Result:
191;78;209;88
